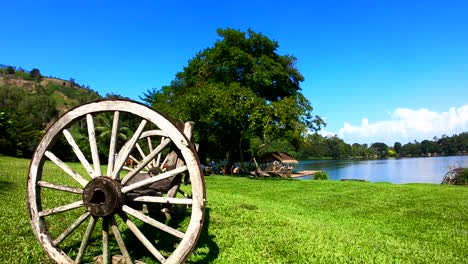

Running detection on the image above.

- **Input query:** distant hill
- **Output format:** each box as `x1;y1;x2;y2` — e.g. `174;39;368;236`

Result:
0;65;102;115
0;64;107;157
0;64;141;158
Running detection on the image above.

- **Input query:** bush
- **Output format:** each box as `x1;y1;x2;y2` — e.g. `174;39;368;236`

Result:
462;168;468;184
6;66;15;74
313;171;328;180
30;68;42;80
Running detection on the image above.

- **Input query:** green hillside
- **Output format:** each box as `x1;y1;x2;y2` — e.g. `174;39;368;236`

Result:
0;65;103;157
0;65;102;115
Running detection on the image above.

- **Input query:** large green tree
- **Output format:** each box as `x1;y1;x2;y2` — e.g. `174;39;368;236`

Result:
143;28;324;162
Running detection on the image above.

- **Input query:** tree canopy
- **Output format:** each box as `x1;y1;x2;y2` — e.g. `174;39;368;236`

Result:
143;28;324;162
30;68;41;80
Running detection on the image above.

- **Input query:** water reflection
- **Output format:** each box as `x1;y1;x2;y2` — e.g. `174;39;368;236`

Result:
295;156;468;184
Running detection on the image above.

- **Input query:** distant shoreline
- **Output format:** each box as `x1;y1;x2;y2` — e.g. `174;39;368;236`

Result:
301;153;468;161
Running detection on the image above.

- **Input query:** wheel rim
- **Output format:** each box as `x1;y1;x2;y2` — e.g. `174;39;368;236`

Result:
27;100;205;264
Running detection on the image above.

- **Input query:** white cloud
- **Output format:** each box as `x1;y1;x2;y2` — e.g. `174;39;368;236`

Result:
338;105;468;144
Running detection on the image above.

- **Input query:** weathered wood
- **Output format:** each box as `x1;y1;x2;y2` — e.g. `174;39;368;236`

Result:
128;154;140;166
102;217;110;264
122;214;166;263
63;129;95;178
182;121;195;141
111;120;147;179
53;212;91;246
167;121;195;198
110;216;133;264
123;205;185;239
136;143;146;161
147;137;155;166
45;151;88;187
75;216;97;264
121;138;171;185
87;114;102;177
122;166;187;193
39;200;84;217
107;111;120;177
27;100;205;264
38;181;83;194
132;196;192;205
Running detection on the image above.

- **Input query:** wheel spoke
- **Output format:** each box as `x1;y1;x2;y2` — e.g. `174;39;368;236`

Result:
147;137;154;152
155;137;167;167
38;200;84;217
147;137;155;167
107;111;120;176
131;196;192;205
112;120;147;179
110;216;133;264
160;152;170;169
119;213;166;263
131;151;151;171
128;154;153;172
102;217;110;264
122;166;134;171
63;129;95;178
87;114;102;177
128;155;141;166
45;151;88;187
53;212;91;246
122;205;185;239
167;182;181;198
38;181;83;194
121;138;172;185
134;147;153;170
136;143;146;160
75;216;98;264
122;165;187;193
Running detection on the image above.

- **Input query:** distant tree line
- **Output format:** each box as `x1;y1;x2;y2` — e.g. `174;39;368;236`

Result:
298;132;468;160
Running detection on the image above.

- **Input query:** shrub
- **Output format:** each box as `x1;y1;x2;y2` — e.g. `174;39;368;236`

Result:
314;171;328;180
30;68;42;80
462;168;468;184
6;66;15;74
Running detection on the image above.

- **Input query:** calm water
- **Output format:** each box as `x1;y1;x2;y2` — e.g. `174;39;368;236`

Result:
295;156;468;184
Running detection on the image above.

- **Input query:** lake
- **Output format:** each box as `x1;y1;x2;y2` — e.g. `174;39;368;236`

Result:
295;156;468;184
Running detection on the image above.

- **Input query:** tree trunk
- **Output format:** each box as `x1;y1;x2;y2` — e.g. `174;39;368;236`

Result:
239;136;244;165
253;157;259;170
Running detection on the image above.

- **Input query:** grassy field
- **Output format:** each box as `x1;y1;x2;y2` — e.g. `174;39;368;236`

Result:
0;155;467;263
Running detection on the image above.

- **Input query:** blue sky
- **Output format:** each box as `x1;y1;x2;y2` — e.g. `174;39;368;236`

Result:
1;0;467;145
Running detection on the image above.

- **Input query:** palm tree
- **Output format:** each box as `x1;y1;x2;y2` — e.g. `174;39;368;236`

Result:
95;113;132;157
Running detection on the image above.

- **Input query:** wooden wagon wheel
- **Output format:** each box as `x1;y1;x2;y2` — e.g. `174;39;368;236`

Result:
27;100;205;264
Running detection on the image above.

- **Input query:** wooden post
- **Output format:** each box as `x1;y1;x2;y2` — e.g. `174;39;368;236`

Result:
167;122;195;198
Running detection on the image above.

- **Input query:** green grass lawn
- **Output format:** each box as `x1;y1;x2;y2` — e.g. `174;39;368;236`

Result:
1;155;467;263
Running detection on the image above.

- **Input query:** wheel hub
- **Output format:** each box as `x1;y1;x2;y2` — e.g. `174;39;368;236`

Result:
82;177;124;217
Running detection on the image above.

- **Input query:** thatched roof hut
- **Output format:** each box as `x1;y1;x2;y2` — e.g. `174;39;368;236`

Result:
260;152;298;164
